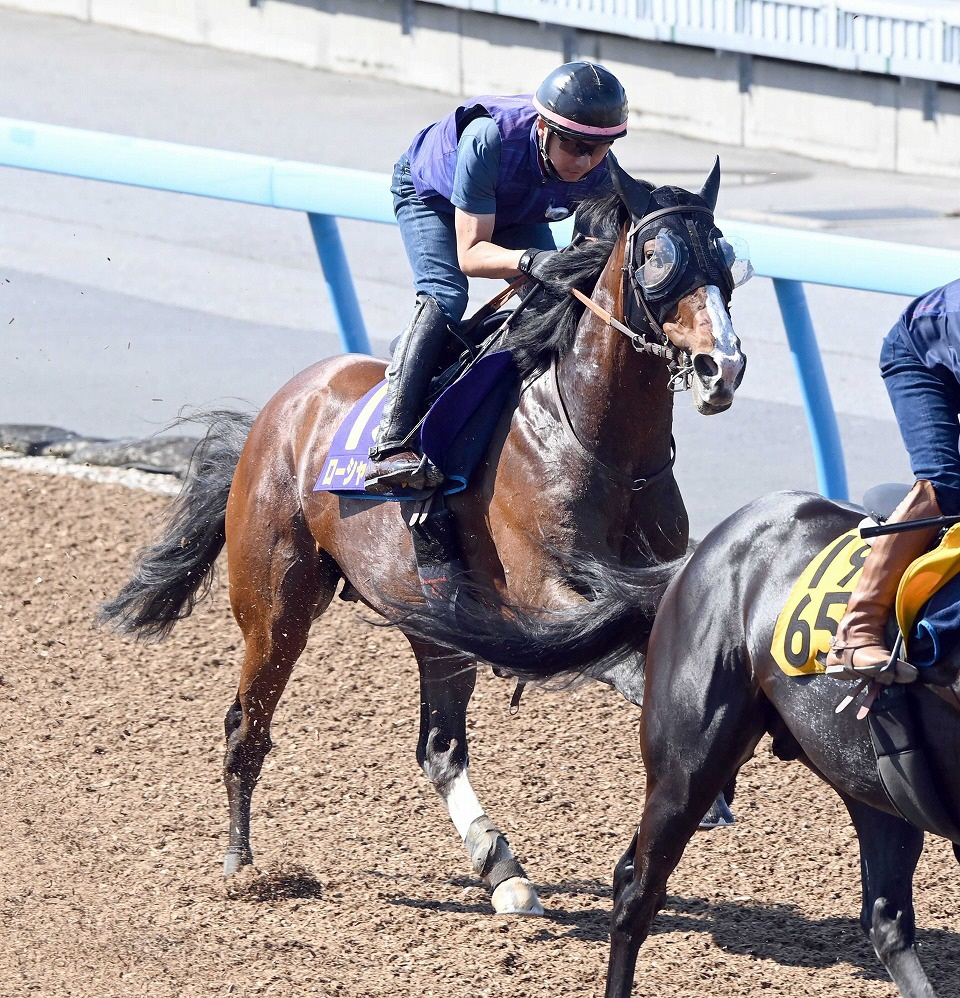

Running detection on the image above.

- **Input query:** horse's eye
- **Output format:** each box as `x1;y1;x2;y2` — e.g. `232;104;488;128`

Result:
637;229;684;296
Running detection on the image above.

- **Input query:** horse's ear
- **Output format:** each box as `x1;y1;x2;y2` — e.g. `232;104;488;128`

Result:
699;156;721;211
608;153;652;220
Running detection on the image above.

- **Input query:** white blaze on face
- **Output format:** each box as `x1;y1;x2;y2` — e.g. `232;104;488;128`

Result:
704;285;737;356
704;285;743;388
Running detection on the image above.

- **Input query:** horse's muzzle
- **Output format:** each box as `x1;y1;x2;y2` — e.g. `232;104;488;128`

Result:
691;347;744;414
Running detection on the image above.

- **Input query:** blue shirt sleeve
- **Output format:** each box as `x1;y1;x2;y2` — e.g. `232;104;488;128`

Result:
450;116;502;216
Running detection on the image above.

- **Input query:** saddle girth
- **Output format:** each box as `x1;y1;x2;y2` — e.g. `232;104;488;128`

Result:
868;684;960;845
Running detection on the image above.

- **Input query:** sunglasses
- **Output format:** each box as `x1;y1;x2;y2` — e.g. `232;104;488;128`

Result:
555;136;612;159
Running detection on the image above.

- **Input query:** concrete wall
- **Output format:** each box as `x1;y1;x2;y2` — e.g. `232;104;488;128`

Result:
4;0;958;178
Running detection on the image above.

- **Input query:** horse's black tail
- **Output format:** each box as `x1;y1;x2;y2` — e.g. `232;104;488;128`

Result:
97;409;255;640
395;554;687;685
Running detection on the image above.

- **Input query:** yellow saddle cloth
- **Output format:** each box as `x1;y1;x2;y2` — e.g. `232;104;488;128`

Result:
771;523;960;676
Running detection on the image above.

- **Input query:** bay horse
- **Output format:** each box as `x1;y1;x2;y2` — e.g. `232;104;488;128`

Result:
98;159;747;916
397;489;960;994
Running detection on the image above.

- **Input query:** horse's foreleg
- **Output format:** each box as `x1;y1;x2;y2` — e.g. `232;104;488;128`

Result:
842;795;935;998
412;640;543;915
607;645;764;997
605;775;726;998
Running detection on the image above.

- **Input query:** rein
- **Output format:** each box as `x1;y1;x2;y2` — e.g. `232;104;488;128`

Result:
549;355;677;491
569;209;709;393
569;287;679;364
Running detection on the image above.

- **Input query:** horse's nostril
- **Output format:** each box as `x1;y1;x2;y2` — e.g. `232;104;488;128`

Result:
693;353;719;382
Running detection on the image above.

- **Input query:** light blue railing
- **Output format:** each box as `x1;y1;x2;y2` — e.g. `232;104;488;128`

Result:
4;115;960;501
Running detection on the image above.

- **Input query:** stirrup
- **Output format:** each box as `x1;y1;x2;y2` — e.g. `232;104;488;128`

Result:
365;452;444;495
825;641;918;685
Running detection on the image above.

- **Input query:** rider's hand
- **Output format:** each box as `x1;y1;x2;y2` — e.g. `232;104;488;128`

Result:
517;248;559;283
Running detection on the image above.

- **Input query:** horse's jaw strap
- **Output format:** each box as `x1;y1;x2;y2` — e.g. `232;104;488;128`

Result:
569;287;680;363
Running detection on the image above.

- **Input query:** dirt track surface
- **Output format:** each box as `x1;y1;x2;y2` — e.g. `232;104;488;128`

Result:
3;464;959;998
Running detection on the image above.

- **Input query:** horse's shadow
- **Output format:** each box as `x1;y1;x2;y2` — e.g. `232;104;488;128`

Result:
392;876;960;989
233;866;960;990
654;894;960;991
652;895;888;977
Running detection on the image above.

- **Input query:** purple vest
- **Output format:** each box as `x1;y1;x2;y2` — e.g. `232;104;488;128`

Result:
405;95;611;225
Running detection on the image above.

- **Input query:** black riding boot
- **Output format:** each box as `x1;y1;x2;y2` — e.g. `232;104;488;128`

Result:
365;294;449;495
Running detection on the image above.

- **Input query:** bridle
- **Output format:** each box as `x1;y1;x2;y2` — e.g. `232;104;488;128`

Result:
572;204;730;394
570;285;692;394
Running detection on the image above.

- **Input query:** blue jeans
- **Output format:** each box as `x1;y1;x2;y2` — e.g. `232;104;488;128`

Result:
880;329;960;515
391;154;556;325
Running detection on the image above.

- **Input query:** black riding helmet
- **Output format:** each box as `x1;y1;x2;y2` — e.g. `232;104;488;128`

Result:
533;61;629;141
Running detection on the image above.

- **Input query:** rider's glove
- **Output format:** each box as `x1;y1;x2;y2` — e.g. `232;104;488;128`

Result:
517;248;559;284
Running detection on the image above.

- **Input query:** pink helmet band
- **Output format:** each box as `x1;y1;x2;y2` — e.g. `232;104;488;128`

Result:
533;95;626;138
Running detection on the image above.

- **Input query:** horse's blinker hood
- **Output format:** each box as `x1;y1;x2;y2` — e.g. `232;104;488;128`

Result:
611;157;754;327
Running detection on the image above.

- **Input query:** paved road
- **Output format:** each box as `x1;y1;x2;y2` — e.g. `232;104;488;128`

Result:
3;8;960;536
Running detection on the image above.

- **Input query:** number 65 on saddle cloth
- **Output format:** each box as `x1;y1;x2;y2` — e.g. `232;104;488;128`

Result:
771;523;960;676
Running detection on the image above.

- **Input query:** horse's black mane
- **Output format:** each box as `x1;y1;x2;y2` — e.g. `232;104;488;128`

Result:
505;191;631;378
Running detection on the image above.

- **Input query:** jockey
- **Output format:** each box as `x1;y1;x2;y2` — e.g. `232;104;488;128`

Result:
364;61;630;495
827;280;960;680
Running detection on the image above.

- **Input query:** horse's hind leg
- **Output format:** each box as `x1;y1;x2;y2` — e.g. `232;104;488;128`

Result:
411;638;543;915
222;522;336;875
842;794;935;997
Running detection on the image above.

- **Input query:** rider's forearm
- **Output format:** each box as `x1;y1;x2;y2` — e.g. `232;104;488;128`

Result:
457;242;526;280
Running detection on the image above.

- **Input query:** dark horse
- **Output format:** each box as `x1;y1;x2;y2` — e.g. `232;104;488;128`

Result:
98;160;746;916
399;489;960;995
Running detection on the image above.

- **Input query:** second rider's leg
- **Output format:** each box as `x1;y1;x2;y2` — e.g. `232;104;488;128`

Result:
826;332;960;679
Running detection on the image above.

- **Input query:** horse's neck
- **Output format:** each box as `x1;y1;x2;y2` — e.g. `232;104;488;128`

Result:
554;234;674;475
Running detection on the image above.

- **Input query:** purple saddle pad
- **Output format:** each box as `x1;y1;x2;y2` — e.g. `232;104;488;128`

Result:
313;350;517;501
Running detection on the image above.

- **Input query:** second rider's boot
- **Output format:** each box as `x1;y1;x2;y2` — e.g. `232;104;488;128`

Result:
825;478;942;682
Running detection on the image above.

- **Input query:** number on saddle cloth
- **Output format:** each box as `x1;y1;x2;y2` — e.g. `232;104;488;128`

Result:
769;494;960;676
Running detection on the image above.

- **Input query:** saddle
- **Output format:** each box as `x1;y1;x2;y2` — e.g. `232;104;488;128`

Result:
313;305;524;610
313;320;519;501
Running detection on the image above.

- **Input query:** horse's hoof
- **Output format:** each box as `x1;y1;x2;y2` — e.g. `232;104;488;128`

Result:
223;846;253;876
698;794;736;829
491;877;545;915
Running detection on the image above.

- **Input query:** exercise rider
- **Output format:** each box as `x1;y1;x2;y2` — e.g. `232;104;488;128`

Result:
827;280;960;681
364;61;630;494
